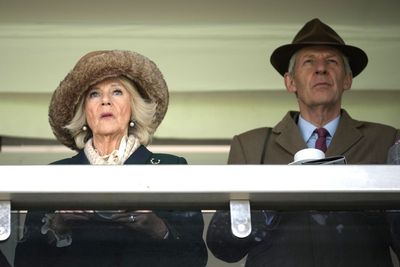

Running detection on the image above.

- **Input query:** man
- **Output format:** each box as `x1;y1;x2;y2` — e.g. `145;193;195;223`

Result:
227;18;398;164
206;18;400;266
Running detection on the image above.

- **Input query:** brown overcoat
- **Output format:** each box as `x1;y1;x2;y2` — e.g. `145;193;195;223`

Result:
207;109;400;267
228;109;400;164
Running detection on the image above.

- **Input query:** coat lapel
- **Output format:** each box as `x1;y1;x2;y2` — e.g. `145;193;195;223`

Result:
326;109;363;156
61;146;153;165
273;111;307;156
124;145;153;164
272;110;364;157
70;150;91;164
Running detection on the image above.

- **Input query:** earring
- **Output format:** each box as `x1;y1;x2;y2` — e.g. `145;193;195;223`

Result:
129;121;135;128
82;125;88;131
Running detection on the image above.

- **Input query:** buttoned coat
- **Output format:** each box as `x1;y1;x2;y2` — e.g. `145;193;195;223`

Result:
14;145;208;267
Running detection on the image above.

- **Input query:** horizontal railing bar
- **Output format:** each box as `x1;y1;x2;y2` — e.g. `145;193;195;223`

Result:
0;165;399;210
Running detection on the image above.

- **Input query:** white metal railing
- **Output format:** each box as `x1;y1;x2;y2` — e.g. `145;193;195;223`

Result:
1;165;400;240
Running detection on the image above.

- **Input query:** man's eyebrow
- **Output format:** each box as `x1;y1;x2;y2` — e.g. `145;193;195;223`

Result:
326;54;340;58
300;52;340;59
299;53;315;59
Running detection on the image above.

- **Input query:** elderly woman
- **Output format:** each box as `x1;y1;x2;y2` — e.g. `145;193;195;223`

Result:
14;50;207;267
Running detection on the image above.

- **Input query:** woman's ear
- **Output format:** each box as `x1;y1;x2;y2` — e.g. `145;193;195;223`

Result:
284;73;297;93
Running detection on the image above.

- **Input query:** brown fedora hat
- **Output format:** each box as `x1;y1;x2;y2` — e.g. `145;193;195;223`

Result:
270;18;368;77
49;50;169;150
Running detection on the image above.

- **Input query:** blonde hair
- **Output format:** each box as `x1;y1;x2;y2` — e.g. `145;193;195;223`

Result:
65;77;157;149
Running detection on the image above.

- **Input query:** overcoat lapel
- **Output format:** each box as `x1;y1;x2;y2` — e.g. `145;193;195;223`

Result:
327;109;363;156
273;111;307;156
271;110;362;158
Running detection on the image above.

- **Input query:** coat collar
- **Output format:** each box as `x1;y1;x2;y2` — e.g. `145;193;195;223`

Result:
273;111;307;156
327;109;363;156
124;145;154;164
69;150;90;164
272;109;364;157
72;145;153;165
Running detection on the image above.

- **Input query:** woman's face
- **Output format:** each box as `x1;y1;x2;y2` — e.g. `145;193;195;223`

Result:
84;78;132;139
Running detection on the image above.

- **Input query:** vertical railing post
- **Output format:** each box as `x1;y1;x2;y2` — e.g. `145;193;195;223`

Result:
0;201;10;241
230;200;252;238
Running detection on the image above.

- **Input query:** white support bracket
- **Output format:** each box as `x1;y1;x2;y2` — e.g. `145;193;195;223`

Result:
0;201;11;241
230;200;252;238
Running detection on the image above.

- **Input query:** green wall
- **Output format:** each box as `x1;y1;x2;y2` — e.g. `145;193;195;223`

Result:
1;0;399;164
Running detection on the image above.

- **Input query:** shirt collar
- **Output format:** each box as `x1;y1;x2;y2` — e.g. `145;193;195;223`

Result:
298;114;340;142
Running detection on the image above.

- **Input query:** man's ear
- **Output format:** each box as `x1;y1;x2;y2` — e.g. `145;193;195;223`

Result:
343;72;353;91
284;73;297;93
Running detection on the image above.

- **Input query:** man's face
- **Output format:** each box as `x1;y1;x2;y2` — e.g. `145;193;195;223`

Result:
284;46;352;110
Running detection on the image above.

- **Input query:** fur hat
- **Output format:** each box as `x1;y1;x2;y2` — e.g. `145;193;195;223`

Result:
270;18;368;77
49;50;169;150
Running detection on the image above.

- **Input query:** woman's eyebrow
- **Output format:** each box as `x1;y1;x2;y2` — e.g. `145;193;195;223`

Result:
110;83;123;87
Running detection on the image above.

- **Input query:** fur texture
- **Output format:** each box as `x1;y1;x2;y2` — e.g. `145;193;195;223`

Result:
48;50;169;150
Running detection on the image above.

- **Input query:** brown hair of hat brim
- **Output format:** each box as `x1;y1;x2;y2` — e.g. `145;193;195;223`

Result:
270;43;368;77
48;50;169;150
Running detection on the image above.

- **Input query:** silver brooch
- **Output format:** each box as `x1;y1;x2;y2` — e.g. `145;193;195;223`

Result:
150;158;161;165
